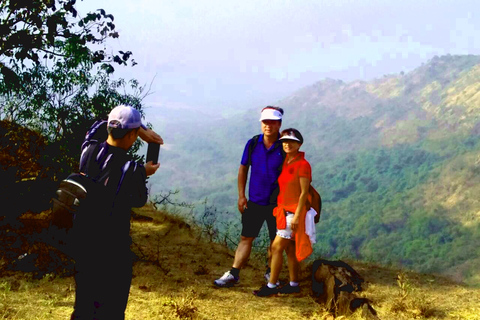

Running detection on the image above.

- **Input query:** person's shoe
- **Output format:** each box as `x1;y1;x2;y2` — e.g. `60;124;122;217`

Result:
279;283;300;294
214;271;239;287
253;285;278;297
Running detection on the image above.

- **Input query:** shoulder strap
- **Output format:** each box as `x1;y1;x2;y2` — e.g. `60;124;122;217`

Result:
271;138;286;171
246;134;261;167
276;140;286;161
81;142;129;197
247;134;286;167
81;143;101;178
113;159;137;196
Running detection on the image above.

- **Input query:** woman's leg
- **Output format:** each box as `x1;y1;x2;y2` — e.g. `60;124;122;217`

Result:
269;236;291;286
285;241;299;282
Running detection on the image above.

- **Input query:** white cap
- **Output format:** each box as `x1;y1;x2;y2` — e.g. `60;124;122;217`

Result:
108;105;147;130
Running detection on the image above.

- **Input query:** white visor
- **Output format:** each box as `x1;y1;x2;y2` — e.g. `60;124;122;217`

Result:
279;132;301;142
259;108;282;121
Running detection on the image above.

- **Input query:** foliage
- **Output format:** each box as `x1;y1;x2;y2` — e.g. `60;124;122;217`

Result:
0;0;148;176
0;0;135;88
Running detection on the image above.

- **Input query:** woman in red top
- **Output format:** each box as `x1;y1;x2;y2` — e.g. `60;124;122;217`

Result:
254;128;313;297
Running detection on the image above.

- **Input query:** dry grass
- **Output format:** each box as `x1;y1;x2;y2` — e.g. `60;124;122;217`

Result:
1;205;480;319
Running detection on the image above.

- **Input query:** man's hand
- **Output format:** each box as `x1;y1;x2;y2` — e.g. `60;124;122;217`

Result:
145;161;160;176
139;127;164;145
238;196;248;214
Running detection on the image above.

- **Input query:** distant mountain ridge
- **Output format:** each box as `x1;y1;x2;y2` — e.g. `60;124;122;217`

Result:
280;54;480;156
150;54;480;284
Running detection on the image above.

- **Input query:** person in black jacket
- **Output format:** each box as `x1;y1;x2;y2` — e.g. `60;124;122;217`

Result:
70;105;162;320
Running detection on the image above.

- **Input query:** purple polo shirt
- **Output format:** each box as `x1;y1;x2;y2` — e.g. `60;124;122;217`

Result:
241;134;285;206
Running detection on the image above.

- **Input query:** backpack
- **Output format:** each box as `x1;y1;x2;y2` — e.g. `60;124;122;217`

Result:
50;173;108;230
48;143;128;253
48;173;106;254
246;134;322;222
308;185;322;223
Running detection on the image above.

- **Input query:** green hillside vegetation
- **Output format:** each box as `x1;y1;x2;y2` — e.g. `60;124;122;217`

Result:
1;206;480;320
149;54;480;284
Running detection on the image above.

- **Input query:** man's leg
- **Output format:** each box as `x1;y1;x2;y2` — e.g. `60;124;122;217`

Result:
266;240;273;268
214;202;263;287
234;201;266;270
214;236;255;286
264;204;277;278
71;259;96;319
232;236;255;269
94;256;132;320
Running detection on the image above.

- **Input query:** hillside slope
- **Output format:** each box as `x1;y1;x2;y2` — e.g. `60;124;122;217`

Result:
1;206;479;320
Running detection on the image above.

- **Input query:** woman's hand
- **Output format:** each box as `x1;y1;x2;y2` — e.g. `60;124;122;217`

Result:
290;214;300;232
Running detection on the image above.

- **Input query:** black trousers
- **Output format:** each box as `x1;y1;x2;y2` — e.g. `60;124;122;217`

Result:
70;250;133;320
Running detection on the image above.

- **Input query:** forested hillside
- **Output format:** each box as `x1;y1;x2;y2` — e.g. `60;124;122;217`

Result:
150;54;480;284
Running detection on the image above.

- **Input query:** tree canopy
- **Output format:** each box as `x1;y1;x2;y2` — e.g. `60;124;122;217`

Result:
0;0;148;177
0;0;135;87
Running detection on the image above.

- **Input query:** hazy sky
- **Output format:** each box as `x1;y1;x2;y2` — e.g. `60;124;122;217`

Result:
76;0;480;113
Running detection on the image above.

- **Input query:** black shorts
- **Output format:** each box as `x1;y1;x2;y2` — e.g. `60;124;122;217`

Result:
241;201;277;241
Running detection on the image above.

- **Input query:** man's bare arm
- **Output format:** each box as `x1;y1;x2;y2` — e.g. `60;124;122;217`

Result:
237;164;249;213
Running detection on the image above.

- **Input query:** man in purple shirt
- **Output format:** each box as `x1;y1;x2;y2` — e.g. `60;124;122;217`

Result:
71;105;162;320
214;106;285;287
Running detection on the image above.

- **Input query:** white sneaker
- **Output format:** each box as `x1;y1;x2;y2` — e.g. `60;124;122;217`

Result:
214;271;239;287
